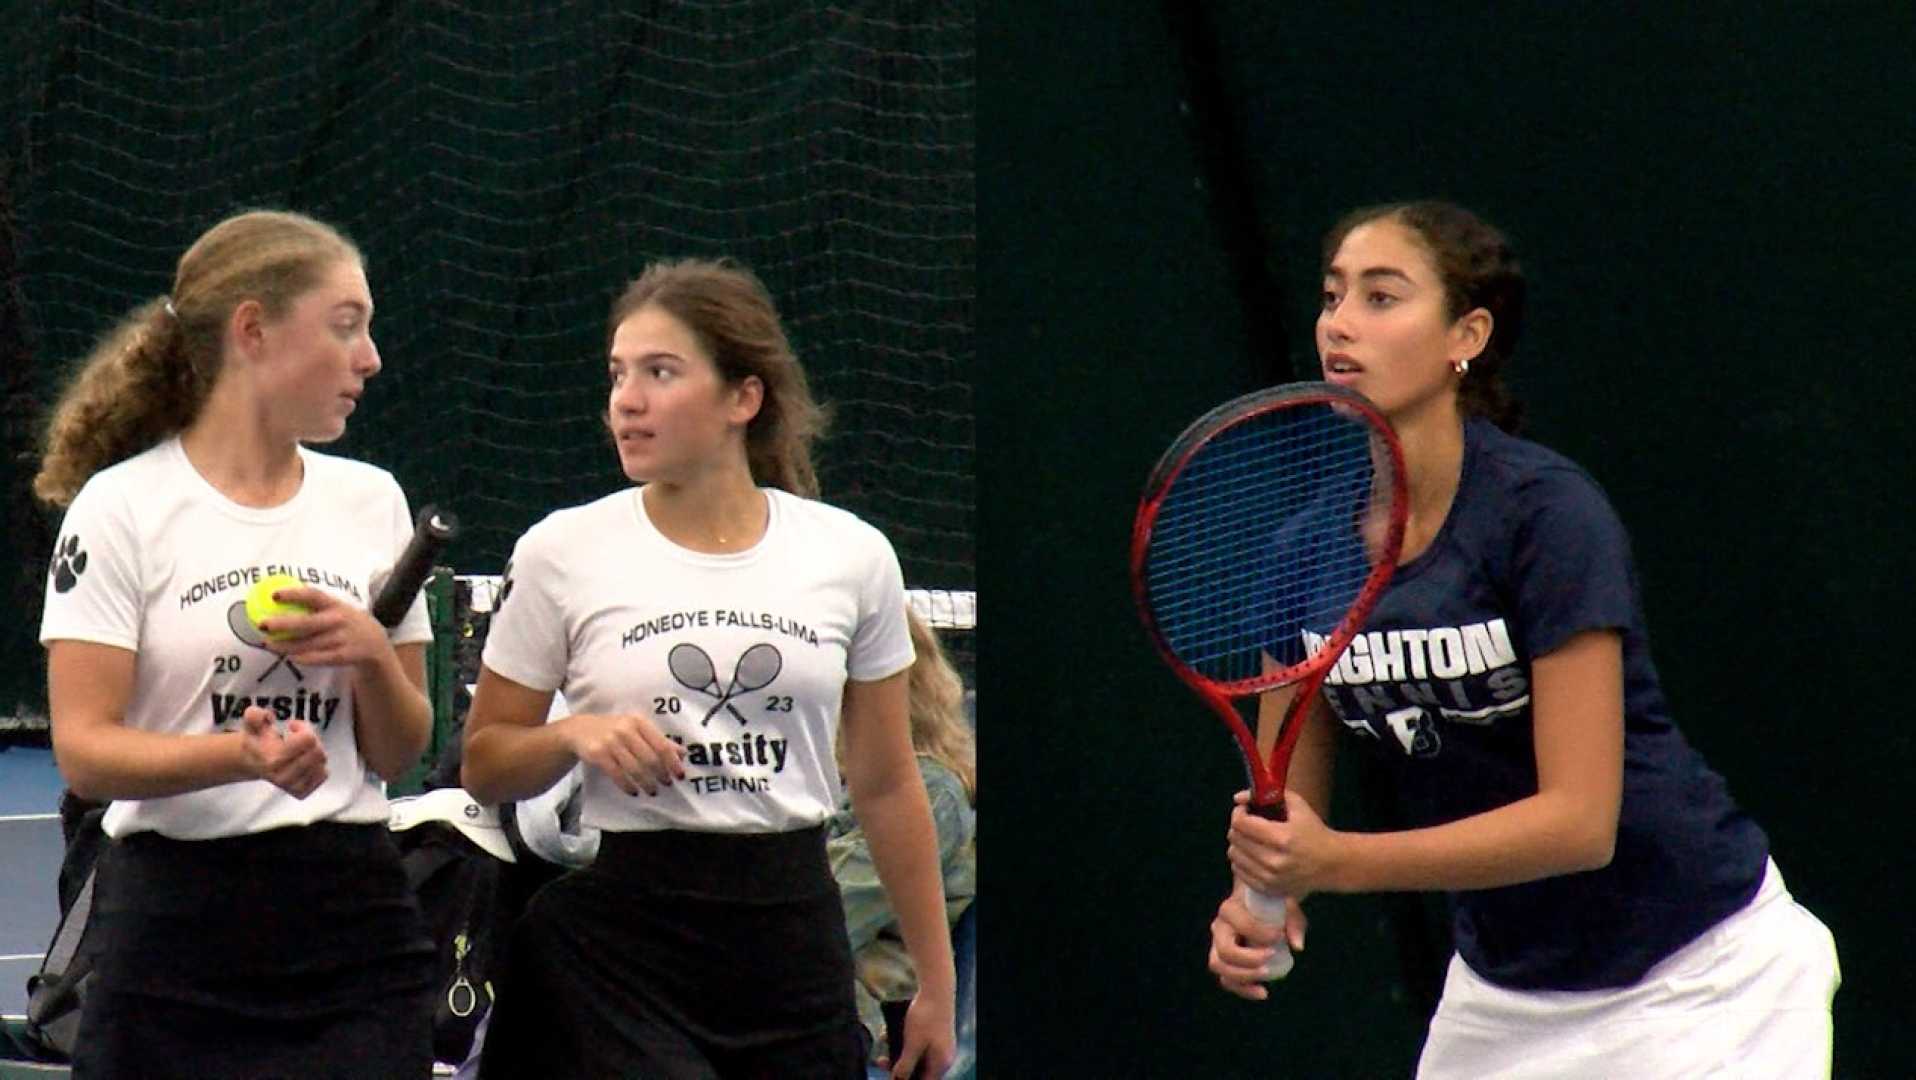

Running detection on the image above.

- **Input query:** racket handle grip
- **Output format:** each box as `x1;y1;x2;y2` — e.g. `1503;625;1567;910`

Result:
371;505;459;628
1243;887;1295;980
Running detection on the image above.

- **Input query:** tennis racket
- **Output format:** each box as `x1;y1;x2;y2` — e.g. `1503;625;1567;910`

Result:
667;643;749;725
704;643;782;724
371;504;460;628
1130;381;1406;979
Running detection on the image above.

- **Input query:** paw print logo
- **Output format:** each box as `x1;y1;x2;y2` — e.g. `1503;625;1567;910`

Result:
495;561;515;607
50;535;89;594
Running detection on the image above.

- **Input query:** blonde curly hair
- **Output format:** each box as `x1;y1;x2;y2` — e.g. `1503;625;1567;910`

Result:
904;608;976;801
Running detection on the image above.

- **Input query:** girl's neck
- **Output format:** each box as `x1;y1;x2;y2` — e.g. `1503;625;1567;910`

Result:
179;380;304;508
1388;397;1467;563
642;468;769;554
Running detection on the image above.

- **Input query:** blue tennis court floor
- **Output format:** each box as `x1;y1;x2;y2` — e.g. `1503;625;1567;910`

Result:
0;746;65;1022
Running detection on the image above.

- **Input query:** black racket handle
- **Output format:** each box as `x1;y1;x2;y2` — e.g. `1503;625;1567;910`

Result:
1249;798;1289;822
371;504;459;627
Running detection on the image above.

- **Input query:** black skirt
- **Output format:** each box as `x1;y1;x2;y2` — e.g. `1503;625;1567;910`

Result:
74;822;436;1080
478;825;865;1080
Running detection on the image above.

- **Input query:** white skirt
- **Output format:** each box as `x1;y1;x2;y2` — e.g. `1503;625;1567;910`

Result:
1417;859;1840;1080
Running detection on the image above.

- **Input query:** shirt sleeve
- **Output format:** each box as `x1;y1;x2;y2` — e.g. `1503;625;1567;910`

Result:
39;477;144;652
846;525;914;682
479;526;569;693
382;477;435;647
1507;467;1639;658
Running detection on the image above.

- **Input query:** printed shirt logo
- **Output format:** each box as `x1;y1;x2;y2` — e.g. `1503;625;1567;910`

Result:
188;567;353;733
611;606;829;803
226;601;307;682
659;640;792;795
50;534;88;593
1308;618;1532;759
668;642;783;725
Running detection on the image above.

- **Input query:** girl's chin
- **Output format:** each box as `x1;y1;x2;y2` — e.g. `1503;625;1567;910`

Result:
299;424;347;445
617;453;657;484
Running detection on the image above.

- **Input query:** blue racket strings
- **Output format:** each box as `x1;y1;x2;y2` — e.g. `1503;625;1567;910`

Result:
1144;403;1381;687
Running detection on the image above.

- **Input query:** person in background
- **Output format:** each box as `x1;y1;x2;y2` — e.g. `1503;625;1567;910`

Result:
831;607;976;1072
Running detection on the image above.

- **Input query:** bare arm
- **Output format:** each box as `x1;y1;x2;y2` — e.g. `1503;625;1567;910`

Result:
50;640;249;798
1235;684;1339;899
47;640;329;800
1230;629;1624;897
841;670;957;1079
462;665;685;804
351;643;431;781
1262;684;1338;820
460;665;569;803
1227;675;1338;886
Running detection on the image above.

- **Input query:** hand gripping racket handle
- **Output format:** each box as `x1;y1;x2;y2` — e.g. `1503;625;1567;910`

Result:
371;504;459;628
1243;887;1295;980
1243;798;1294;979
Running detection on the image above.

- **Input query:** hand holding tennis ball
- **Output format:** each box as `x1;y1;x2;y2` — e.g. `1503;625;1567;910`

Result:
246;573;312;640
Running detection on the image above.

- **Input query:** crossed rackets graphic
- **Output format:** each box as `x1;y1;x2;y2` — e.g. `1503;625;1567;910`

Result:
668;642;783;725
227;600;304;683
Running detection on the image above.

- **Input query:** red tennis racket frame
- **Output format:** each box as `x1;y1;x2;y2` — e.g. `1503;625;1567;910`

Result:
1130;383;1408;815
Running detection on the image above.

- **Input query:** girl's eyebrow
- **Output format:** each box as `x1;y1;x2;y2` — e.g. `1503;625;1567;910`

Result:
1325;266;1415;286
609;349;683;365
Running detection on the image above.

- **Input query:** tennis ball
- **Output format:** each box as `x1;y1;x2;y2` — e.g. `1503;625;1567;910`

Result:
245;573;311;640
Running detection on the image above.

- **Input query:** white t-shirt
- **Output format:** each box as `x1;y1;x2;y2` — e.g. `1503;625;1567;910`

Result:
38;437;434;840
482;486;914;834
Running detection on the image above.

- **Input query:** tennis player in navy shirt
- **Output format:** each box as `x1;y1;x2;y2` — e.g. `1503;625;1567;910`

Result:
1207;201;1840;1078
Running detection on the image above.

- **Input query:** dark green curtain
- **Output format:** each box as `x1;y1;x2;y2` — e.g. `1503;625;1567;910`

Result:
980;3;1914;1075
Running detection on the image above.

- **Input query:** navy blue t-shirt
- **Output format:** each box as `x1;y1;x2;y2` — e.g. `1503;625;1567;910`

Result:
1314;419;1768;990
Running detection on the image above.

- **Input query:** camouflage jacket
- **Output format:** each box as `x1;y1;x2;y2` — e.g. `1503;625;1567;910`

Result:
828;755;976;1059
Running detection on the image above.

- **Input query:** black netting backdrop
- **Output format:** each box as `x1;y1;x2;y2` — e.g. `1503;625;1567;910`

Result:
0;2;974;721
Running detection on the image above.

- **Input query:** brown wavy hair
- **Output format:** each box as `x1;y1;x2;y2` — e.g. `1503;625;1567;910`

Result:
1324;201;1527;433
609;258;826;498
33;210;360;506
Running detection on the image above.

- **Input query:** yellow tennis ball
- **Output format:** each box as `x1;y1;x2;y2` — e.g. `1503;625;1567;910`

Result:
246;573;311;640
